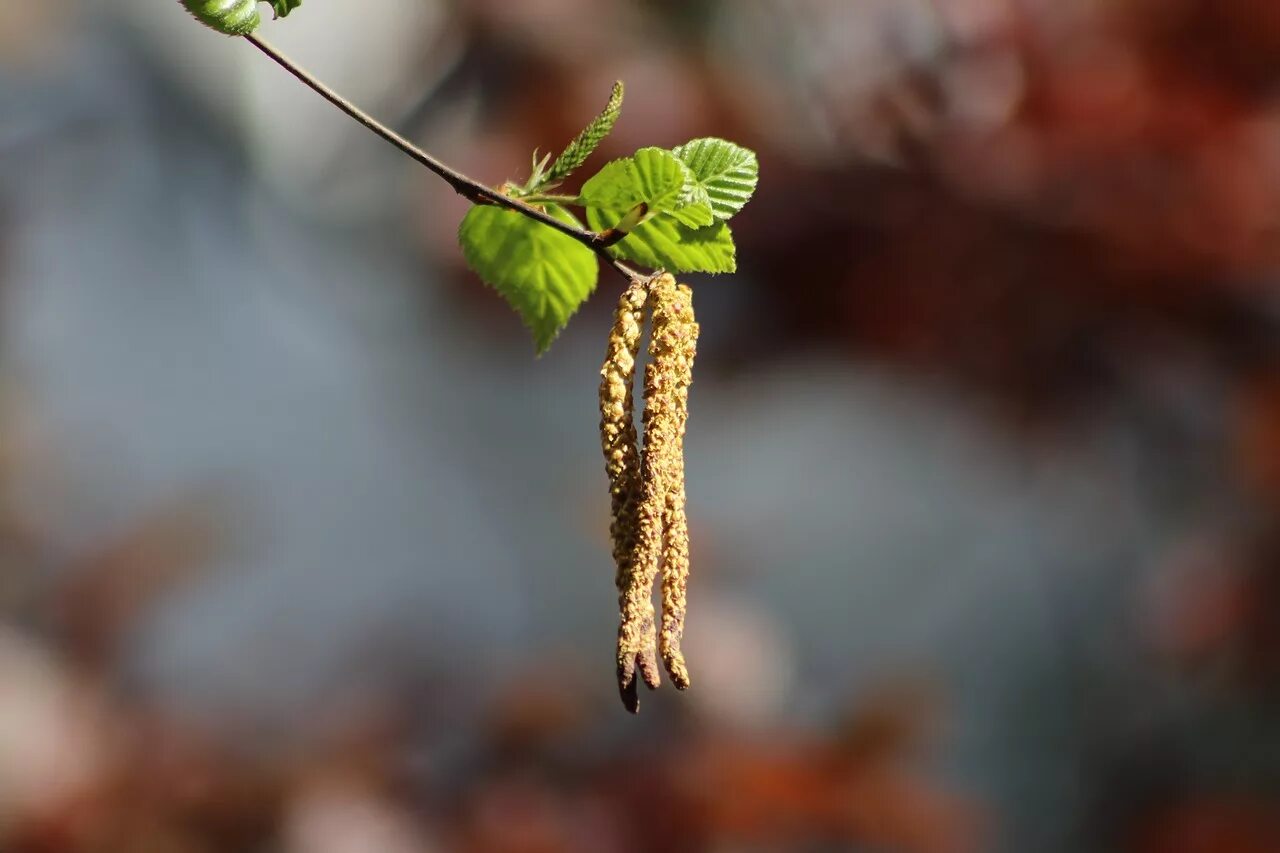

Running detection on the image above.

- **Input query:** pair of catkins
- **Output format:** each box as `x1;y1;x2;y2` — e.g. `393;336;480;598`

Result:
600;273;698;713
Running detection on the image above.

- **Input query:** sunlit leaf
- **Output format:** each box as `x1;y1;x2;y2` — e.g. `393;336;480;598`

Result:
587;205;736;274
458;204;598;353
581;148;714;229
673;137;759;221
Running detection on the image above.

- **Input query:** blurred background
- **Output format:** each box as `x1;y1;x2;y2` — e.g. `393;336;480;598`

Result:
3;1;1280;850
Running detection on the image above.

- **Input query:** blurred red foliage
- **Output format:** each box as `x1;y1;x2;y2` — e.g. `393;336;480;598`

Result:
9;0;1280;849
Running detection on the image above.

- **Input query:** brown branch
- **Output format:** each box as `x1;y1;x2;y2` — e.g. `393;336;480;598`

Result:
242;34;642;282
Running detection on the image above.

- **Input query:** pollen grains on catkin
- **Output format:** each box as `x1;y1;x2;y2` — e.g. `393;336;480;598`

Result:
601;273;700;712
657;282;697;690
600;279;658;711
627;274;695;701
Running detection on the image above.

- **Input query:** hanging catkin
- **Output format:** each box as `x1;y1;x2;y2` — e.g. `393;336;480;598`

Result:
600;279;659;710
658;283;697;689
601;273;699;712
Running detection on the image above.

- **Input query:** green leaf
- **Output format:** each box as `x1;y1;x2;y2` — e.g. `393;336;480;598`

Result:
582;147;731;272
270;0;303;18
181;0;261;33
458;204;598;353
581;148;714;229
679;182;714;226
587;206;736;274
673;138;758;221
543;81;624;186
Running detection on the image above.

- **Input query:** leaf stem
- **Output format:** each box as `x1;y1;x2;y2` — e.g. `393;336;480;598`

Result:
242;33;642;282
523;193;584;206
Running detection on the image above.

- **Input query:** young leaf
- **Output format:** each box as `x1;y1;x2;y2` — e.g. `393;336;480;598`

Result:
181;0;262;33
270;0;303;18
672;138;759;221
544;81;624;186
587;206;736;274
581;148;714;229
458;204;598;353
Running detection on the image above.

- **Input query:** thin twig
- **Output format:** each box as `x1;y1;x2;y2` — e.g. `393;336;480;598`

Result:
242;33;642;282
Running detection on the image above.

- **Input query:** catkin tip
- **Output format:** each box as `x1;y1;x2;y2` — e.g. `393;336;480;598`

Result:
618;665;641;713
665;653;691;691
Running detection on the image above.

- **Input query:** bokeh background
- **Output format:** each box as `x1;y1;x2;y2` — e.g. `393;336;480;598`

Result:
4;1;1280;851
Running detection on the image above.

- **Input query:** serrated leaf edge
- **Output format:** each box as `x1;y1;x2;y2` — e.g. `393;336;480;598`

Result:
456;204;599;354
672;137;759;222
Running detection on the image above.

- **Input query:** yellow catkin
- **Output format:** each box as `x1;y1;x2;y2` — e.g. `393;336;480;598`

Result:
623;275;689;702
604;274;700;711
659;283;697;689
600;279;658;710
